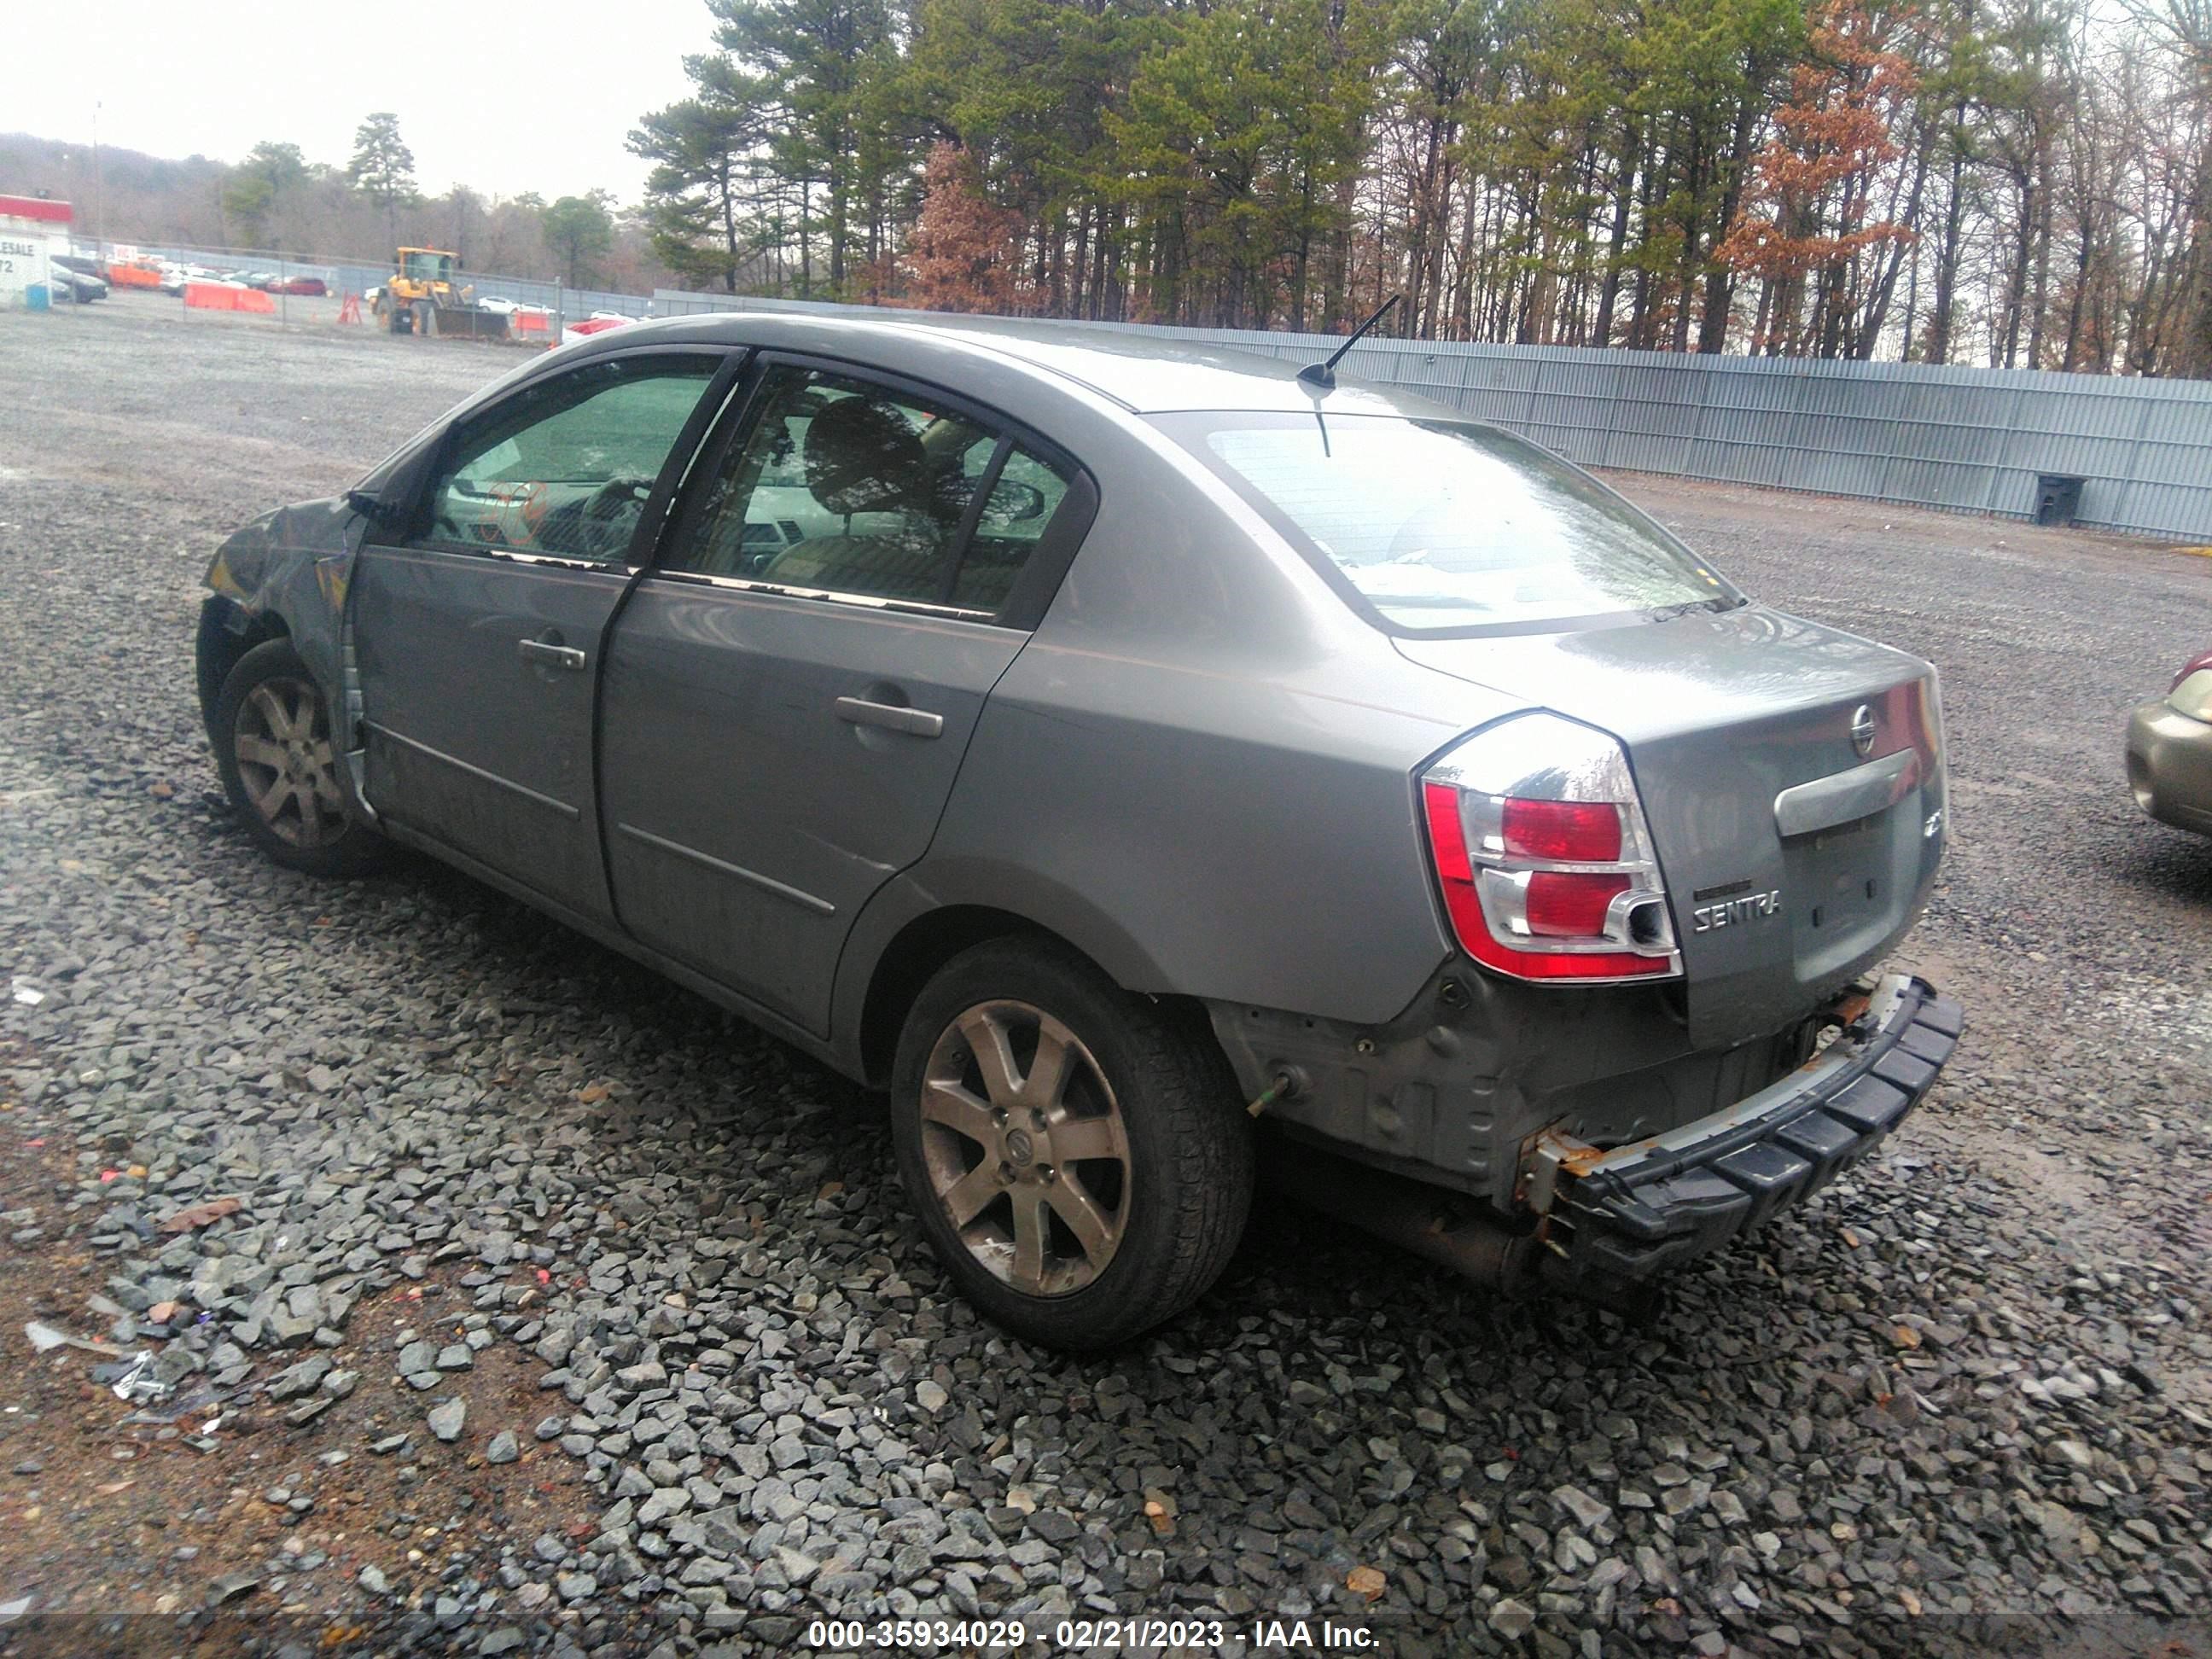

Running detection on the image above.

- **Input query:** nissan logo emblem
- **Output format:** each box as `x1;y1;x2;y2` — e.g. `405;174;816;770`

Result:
1849;704;1877;758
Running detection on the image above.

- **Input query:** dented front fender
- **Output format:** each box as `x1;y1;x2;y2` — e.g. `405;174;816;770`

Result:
203;495;368;742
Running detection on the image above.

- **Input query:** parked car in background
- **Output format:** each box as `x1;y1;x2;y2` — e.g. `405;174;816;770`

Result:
2127;648;2212;837
195;314;1960;1348
48;261;108;303
275;276;329;296
559;316;636;347
160;263;226;294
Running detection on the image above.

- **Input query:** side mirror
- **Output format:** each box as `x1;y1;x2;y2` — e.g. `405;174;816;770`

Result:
344;487;406;529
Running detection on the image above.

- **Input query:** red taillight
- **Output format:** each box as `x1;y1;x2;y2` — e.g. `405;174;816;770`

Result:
1423;782;1473;882
1423;781;1496;956
1420;715;1679;984
1525;871;1632;936
1501;797;1621;863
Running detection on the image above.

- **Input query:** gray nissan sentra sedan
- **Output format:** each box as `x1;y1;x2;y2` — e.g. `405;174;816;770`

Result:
196;313;1961;1348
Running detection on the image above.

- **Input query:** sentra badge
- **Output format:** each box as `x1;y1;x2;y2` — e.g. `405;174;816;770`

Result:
1691;890;1783;932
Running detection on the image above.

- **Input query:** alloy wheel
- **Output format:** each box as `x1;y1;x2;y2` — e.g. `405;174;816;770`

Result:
918;1000;1132;1298
230;677;348;848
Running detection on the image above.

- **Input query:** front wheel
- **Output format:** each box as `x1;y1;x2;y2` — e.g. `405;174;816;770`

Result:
212;639;385;877
890;939;1253;1349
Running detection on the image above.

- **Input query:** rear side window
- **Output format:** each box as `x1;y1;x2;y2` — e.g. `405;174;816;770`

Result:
422;354;720;562
1164;413;1738;634
953;442;1074;613
667;363;1077;619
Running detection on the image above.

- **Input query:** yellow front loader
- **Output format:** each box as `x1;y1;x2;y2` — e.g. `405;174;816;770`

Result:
371;247;509;341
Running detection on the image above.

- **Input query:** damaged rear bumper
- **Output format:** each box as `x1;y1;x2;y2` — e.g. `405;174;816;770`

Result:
1522;973;1962;1306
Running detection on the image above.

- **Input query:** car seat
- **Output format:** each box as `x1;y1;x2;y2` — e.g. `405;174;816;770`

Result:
757;398;952;602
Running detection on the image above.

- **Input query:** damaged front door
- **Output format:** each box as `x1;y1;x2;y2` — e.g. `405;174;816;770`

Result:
352;350;729;921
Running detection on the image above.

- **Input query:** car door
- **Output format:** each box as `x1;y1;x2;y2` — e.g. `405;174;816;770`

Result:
351;347;733;921
597;355;1093;1033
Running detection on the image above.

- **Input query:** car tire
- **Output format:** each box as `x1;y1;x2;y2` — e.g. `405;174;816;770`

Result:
212;639;385;878
890;938;1253;1350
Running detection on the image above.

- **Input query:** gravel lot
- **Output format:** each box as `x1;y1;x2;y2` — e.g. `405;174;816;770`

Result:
2;296;2209;1658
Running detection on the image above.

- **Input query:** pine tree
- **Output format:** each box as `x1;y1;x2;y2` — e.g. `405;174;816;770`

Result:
541;191;617;288
632;73;771;294
347;113;418;251
221;142;310;250
709;0;899;294
894;142;1026;310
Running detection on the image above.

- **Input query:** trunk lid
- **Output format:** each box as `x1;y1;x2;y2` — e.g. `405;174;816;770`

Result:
1398;605;1945;1048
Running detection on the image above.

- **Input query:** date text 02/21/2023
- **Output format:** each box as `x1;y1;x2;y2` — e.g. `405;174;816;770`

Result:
803;1617;1382;1650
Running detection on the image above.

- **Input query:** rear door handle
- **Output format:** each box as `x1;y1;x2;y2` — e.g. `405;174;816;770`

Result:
835;696;944;739
519;637;588;672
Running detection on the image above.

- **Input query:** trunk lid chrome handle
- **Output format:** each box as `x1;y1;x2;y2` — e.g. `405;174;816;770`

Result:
518;637;588;672
835;696;945;739
1773;748;1921;838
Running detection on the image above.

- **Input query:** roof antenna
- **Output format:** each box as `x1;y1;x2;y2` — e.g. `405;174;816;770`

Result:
1298;294;1403;392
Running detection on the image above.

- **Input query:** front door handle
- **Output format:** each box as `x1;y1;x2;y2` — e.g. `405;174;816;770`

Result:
835;696;945;739
519;637;588;672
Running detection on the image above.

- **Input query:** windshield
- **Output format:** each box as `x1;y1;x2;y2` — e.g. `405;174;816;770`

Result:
1166;412;1739;633
403;252;453;282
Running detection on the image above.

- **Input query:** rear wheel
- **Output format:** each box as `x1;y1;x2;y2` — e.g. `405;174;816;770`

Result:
890;939;1253;1349
212;639;385;877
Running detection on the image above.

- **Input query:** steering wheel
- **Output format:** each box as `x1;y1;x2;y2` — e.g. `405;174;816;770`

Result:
585;475;655;519
539;477;654;559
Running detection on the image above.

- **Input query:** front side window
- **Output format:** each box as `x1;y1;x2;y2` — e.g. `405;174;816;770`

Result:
670;364;1069;615
423;354;719;563
1165;413;1739;634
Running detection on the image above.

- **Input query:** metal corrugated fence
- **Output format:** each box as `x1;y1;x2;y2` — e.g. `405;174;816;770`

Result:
653;289;2212;544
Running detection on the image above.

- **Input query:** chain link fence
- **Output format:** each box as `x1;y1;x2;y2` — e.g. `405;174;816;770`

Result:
106;242;655;341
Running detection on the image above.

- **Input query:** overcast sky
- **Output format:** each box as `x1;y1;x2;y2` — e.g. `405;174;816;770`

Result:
16;0;723;203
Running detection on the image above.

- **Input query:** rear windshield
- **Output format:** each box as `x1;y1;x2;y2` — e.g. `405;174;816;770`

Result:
1162;412;1739;634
